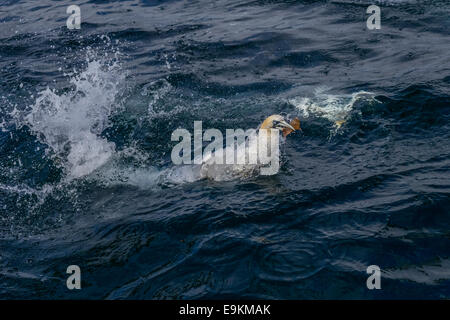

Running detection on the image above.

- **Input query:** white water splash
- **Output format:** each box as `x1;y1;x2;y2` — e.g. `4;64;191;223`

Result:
24;54;125;180
288;88;377;128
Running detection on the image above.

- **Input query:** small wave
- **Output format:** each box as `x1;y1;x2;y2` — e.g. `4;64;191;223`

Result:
383;258;450;285
329;0;421;6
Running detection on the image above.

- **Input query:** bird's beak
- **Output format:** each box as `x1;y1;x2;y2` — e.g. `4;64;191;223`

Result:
281;117;301;137
277;120;295;131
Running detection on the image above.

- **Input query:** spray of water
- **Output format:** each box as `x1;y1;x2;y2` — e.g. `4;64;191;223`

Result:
288;88;378;133
24;50;125;180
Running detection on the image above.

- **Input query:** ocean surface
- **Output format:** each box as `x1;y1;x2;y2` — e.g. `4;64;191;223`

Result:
0;0;449;299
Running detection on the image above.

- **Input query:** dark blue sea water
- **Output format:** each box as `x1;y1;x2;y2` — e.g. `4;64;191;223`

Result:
0;0;449;299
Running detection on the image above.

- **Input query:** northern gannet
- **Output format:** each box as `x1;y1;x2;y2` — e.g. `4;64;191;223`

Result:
199;115;300;180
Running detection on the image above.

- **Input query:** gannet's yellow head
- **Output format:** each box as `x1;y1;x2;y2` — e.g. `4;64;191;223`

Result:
260;114;301;137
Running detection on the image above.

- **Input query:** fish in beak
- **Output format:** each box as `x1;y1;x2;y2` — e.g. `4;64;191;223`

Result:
281;117;301;137
273;119;296;131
